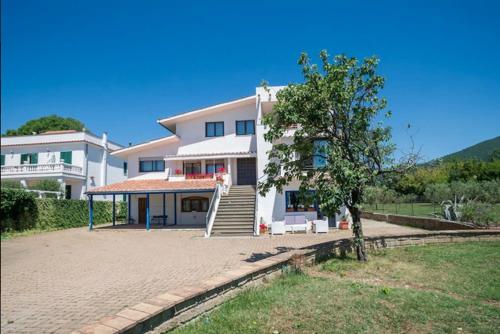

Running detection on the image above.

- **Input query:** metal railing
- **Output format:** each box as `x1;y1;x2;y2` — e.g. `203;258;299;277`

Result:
1;163;83;175
205;183;222;237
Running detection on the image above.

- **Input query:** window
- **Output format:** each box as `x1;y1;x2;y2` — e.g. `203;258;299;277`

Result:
60;151;72;164
184;162;202;174
205;122;224;137
285;191;317;212
236;120;255;135
139;159;165;172
21;153;38;164
0;154;4;166
313;140;329;168
206;160;225;174
181;196;209;212
65;185;72;200
123;162;128;176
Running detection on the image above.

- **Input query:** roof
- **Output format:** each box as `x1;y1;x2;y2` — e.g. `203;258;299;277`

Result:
41;130;79;134
164;151;256;161
157;95;256;133
1;131;123;151
86;179;217;194
111;135;179;157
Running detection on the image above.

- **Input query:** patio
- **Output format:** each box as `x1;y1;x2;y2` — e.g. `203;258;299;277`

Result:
1;220;427;334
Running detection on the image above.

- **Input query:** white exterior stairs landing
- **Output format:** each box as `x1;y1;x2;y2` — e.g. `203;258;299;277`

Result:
211;185;256;236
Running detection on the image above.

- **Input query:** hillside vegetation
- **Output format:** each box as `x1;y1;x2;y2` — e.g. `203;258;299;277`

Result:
438;136;500;162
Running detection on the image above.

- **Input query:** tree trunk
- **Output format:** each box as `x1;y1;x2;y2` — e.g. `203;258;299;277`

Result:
350;206;368;261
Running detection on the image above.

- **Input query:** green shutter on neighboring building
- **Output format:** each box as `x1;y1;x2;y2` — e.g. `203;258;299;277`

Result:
60;151;72;164
21;153;38;164
0;154;5;166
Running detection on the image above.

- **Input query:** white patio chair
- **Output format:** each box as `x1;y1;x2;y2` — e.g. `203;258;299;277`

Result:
271;221;286;235
313;219;329;233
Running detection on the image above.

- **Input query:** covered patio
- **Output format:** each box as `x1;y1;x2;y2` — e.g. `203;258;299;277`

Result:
86;179;217;231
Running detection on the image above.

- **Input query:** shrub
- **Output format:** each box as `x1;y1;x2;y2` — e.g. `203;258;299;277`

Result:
1;180;23;189
36;199;113;230
0;188;38;232
461;201;497;227
27;179;62;192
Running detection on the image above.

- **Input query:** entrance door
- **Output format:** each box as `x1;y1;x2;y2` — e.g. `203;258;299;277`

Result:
138;198;147;224
237;158;257;185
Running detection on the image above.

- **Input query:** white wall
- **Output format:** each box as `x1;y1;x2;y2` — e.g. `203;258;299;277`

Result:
174;102;257;156
129;192;212;226
1;142;85;167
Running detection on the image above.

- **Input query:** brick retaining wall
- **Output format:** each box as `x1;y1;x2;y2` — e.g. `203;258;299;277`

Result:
361;211;477;230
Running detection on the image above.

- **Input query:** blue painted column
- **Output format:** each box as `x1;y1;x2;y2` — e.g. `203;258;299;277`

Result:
128;194;131;223
162;192;166;226
112;194;116;226
174;192;177;225
88;195;94;231
146;193;150;231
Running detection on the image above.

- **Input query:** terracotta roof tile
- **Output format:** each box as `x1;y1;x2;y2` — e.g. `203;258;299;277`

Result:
87;179;216;194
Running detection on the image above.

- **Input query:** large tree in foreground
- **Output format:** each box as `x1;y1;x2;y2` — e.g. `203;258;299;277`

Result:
4;115;85;136
259;51;415;261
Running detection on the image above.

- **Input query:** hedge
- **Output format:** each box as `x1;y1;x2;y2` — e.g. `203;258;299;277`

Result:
1;188;38;232
1;188;128;232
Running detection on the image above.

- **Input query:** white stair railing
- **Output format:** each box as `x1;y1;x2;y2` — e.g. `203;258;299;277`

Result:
205;183;222;237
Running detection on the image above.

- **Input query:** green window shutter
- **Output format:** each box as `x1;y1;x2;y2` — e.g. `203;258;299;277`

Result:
60;151;72;164
21;153;29;164
30;153;38;164
0;154;5;166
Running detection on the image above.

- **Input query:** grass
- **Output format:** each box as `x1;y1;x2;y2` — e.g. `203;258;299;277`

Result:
172;242;500;334
1;227;59;240
363;202;500;221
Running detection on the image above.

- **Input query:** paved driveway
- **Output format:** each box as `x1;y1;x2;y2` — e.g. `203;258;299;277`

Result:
1;220;425;334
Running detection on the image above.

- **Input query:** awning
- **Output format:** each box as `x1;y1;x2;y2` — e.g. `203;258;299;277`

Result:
86;179;217;195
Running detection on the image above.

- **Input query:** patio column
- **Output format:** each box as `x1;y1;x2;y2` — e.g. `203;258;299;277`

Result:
146;193;150;231
128;194;131;223
88;195;94;231
112;194;116;226
174;192;177;225
162;192;166;226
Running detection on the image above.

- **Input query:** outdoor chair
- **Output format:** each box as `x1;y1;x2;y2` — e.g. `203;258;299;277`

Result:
313;219;329;233
284;215;309;233
271;220;286;235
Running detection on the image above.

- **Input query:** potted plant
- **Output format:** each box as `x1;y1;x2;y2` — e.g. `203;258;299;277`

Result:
175;168;183;175
259;223;268;234
339;215;349;230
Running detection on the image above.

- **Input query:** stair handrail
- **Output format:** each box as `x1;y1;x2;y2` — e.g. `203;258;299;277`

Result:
205;183;222;237
253;186;259;235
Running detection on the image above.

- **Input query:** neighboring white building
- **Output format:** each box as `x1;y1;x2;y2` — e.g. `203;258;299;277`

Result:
1;130;126;200
87;86;343;234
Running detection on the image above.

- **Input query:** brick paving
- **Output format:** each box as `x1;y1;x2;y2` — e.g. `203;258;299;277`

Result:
1;220;426;334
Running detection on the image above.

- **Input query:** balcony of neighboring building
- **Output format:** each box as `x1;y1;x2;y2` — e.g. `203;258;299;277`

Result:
1;162;84;179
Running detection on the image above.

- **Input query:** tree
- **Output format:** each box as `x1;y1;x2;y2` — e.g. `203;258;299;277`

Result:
4;115;85;136
258;51;415;261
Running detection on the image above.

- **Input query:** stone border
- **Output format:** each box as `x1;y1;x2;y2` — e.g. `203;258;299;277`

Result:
73;230;500;334
361;211;478;230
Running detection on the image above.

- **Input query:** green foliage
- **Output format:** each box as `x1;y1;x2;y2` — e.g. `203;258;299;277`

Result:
27;179;62;192
35;199;112;230
259;51;401;219
0;188;38;232
439;136;500;162
1;180;23;189
3;115;85;136
461;201;497;226
1;191;129;233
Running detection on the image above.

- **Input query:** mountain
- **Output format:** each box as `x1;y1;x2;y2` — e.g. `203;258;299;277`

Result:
438;136;500;162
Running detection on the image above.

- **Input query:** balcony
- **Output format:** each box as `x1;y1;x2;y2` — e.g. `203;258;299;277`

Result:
1;163;83;177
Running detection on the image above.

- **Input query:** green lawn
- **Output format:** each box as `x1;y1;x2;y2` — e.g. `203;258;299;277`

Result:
172;242;500;334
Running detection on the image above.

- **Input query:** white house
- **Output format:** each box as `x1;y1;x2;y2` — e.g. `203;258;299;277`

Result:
86;86;344;234
1;130;126;200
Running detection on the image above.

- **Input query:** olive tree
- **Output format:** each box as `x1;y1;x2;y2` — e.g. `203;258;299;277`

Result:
258;51;415;261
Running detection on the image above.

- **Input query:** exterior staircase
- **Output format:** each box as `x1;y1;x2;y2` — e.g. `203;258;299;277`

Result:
211;185;256;236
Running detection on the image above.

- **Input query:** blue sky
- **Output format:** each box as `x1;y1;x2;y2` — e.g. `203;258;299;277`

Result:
2;0;499;161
